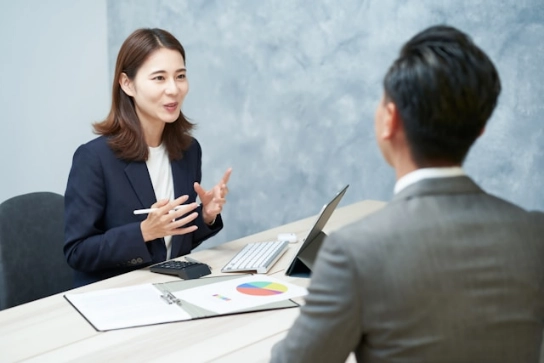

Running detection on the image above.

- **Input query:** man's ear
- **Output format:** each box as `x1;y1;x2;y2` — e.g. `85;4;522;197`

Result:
382;101;401;140
478;127;485;137
119;73;134;97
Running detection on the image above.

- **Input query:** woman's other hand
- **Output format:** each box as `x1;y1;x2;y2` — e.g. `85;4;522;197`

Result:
194;167;232;225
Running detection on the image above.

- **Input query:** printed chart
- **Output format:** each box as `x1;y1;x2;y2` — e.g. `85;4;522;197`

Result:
174;275;307;314
236;281;288;296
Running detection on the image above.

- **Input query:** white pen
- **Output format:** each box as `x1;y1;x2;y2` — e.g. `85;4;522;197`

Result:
185;256;212;270
133;206;186;215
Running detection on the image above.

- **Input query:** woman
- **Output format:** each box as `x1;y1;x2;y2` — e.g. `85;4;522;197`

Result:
64;28;231;287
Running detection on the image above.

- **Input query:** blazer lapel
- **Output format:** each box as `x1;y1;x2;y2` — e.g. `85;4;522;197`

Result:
124;162;156;209
171;158;196;201
169;158;194;258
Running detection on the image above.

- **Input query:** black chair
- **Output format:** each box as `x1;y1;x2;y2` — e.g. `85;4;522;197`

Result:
0;192;73;310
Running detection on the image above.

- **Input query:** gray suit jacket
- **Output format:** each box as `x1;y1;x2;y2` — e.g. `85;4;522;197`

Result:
271;177;544;363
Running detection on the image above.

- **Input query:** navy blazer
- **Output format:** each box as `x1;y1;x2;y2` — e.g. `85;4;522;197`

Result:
64;136;223;287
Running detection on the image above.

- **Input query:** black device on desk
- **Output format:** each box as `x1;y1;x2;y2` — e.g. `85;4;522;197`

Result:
285;184;349;278
150;260;211;280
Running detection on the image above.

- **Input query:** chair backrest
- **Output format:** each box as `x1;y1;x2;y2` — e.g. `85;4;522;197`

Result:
0;191;73;310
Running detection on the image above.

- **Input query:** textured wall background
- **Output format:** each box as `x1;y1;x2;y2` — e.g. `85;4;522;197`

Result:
0;0;108;205
107;0;544;249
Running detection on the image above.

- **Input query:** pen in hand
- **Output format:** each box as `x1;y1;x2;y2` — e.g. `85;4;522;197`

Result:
133;206;186;215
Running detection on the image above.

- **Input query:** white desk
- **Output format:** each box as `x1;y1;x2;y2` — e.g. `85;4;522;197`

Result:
0;200;385;363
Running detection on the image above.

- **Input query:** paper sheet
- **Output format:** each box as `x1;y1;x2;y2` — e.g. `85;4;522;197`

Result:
174;275;307;314
66;284;191;331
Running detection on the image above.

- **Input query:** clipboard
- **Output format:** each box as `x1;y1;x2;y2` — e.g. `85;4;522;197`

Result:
64;275;300;332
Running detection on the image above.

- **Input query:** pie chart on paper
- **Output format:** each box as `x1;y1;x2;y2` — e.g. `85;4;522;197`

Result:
236;281;288;296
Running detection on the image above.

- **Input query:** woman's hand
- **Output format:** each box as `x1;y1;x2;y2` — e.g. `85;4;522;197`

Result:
140;195;199;242
194;168;232;225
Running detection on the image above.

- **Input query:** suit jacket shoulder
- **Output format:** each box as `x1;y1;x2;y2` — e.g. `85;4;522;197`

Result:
271;176;544;363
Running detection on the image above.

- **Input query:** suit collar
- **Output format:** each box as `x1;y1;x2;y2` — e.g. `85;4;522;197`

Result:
392;176;484;202
394;167;465;194
125;161;156;210
124;157;190;208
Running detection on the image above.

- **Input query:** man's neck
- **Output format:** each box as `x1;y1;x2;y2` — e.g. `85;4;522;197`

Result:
386;132;462;181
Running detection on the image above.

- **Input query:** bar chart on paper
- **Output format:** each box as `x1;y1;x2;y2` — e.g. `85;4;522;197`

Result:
236;282;288;296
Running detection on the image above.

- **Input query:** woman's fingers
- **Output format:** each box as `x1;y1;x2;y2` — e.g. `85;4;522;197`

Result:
170;212;199;234
172;225;199;235
161;195;190;213
167;202;199;221
151;199;169;209
221;168;232;185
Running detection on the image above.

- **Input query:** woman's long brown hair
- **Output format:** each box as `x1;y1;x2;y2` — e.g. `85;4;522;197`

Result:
93;28;194;161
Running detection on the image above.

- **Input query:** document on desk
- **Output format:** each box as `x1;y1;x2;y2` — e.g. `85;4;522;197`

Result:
64;275;302;332
65;284;191;331
174;275;308;314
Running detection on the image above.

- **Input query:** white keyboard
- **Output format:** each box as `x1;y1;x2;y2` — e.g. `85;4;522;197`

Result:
221;240;289;274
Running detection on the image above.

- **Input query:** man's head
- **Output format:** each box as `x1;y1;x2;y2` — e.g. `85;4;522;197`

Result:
376;25;501;168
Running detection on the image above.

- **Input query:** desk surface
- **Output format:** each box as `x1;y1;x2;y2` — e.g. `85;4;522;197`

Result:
0;199;385;363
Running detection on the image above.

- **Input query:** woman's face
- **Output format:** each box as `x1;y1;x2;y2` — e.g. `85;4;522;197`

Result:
122;47;189;129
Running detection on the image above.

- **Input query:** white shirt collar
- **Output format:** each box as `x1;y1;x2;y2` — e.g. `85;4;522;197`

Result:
394;167;466;194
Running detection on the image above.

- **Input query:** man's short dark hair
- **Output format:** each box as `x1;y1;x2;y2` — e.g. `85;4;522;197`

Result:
383;25;501;166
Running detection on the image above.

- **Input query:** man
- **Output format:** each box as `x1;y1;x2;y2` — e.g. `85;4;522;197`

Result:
270;25;544;363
